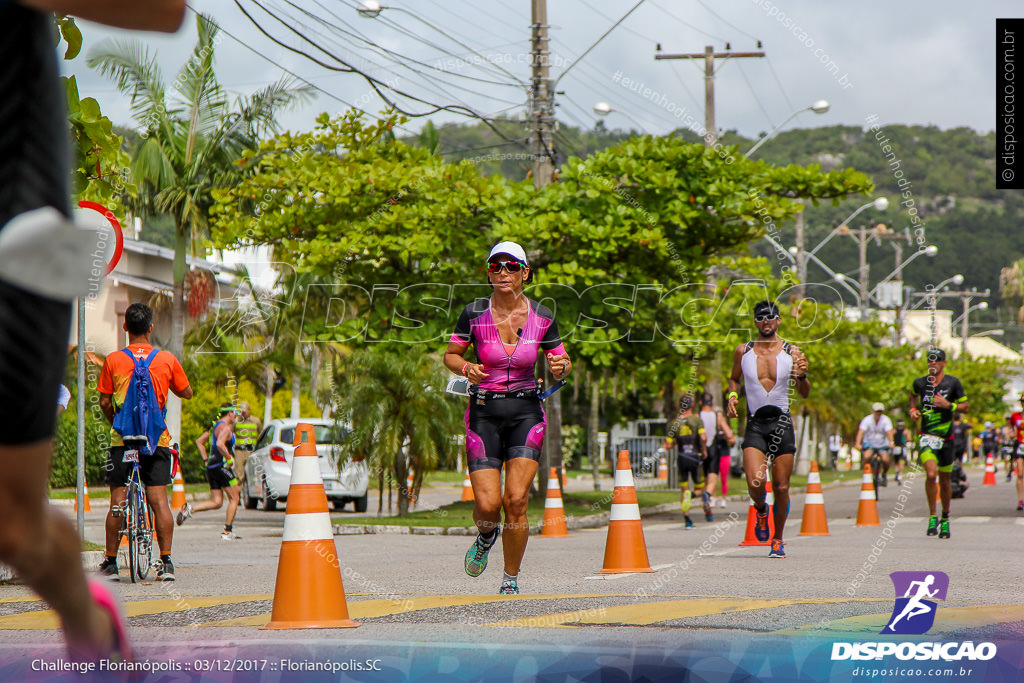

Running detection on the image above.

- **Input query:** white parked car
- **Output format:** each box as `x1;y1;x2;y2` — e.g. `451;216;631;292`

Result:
243;418;369;512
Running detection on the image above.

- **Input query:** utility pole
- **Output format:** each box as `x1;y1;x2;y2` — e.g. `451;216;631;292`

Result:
655;45;765;146
530;0;562;486
840;224;906;319
530;0;554;187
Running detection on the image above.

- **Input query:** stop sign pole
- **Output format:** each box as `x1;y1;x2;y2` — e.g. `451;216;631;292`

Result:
75;201;123;539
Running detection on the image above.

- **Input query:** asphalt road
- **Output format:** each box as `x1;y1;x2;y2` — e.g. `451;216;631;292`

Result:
4;463;1024;681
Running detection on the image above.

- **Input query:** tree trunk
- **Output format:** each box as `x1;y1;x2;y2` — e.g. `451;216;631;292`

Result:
589;371;601;491
290;373;301;418
395;456;409;517
377;467;384;515
170;224;187;360
263;364;274;426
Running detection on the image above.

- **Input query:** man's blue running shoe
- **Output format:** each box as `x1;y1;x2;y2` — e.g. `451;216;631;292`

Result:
499;578;519;595
768;539;786;558
465;528;499;577
754;509;770;542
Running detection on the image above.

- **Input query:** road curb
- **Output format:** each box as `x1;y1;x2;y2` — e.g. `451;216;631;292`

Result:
0;550;106;584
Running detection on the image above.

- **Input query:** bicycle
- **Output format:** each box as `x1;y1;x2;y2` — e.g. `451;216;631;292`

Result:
111;438;156;583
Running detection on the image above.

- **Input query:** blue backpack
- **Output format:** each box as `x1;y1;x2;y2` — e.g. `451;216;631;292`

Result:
111;348;166;456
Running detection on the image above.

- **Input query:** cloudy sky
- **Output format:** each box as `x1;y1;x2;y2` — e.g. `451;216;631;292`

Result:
64;0;1012;144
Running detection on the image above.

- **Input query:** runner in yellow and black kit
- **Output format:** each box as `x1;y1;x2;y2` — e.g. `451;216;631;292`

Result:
663;393;708;529
909;348;968;539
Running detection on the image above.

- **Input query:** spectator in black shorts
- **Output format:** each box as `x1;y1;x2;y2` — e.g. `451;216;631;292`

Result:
0;0;184;661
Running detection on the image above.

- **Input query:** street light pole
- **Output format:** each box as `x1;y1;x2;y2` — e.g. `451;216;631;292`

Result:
745;100;830;157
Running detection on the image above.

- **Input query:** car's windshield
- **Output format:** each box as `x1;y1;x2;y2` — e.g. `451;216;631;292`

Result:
278;424;347;446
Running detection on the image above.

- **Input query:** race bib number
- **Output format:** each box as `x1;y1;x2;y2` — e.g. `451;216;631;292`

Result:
919;434;944;451
892;446;903;456
123;448;139;463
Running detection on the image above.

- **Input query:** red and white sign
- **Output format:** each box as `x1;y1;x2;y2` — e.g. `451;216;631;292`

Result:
74;200;123;275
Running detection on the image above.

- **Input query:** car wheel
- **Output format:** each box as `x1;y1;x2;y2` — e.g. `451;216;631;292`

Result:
261;476;278;512
331;499;347;512
353;493;368;513
243;478;259;510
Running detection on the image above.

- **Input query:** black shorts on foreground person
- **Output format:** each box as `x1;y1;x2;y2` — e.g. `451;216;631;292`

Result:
0;0;185;664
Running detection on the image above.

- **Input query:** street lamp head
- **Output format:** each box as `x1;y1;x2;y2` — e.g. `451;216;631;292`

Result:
872;197;889;211
833;273;847;282
357;1;383;17
924;244;938;256
810;100;830;114
593;102;612;117
952;274;964;286
788;246;799;256
979;301;989;311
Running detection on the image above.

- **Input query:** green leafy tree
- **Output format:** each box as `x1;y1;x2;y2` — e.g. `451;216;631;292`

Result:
331;349;461;517
87;13;313;360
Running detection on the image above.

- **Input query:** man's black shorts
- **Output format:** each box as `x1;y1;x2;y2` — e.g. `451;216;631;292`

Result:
742;412;797;460
206;466;237;490
105;446;174;487
677;453;705;488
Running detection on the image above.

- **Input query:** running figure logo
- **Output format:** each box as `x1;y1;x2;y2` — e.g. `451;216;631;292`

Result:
881;571;949;635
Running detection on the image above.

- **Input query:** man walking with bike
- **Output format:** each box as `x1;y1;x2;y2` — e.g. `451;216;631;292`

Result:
856;402;895;488
98;303;192;581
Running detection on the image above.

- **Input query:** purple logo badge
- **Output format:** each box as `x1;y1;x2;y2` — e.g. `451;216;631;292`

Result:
881;571;949;635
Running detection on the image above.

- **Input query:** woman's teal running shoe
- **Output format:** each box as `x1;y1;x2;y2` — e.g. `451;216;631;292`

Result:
465;528;500;577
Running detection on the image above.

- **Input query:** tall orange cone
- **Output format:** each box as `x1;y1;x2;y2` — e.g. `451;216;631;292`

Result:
263;423;359;629
799;461;830;536
170;469;187;510
855;463;881;526
598;451;653;573
983;454;997;486
657;451;669;481
540;467;569;537
460;468;475;502
74;483;91;513
739;474;774;546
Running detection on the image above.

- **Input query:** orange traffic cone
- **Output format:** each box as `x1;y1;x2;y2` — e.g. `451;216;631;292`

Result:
407;470;416;506
263;423;359;630
855;463;881;526
74;483;91;513
540;467;569;537
739;470;774;546
983;455;997;486
799;461;830;536
657;451;669;481
598;451;653;573
460;469;475;502
562;467;568;488
171;469;187;511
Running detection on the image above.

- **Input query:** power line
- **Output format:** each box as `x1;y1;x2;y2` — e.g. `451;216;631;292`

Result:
272;0;526;109
694;0;760;44
648;0;727;44
183;2;417;136
735;62;775;129
555;0;647;85
233;0;538;157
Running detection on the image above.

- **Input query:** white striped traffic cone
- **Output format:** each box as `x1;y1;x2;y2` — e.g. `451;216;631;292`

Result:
798;461;830;536
541;467;569;537
170;469;187;511
598;451;653;573
263;423;359;629
461;468;475;502
855;463;880;526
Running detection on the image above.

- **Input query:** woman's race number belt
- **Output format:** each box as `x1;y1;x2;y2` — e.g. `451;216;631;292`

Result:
469;386;539;402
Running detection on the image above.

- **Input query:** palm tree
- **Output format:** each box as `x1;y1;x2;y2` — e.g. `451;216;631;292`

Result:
333;348;462;517
87;13;314;361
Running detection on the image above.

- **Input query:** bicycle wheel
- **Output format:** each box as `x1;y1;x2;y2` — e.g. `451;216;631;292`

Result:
126;481;140;583
133;488;153;581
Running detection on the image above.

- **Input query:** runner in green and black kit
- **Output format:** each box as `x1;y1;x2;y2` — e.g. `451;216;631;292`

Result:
909;348;969;539
663;394;707;529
